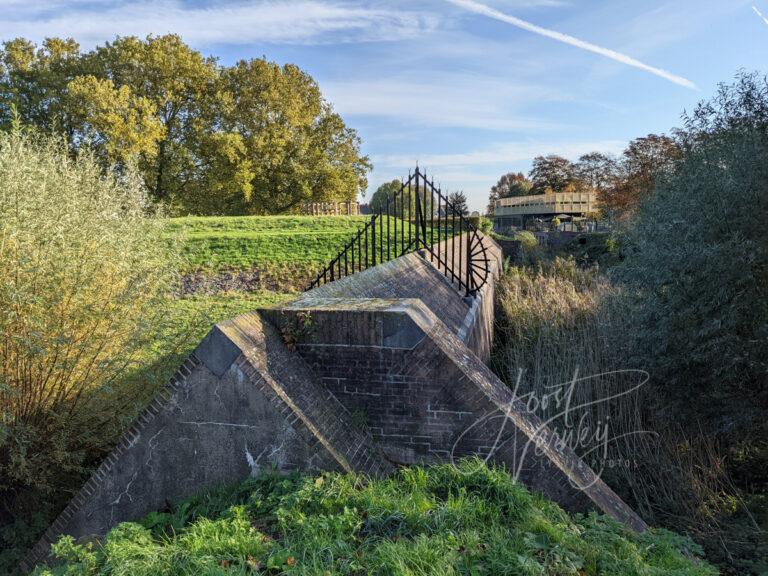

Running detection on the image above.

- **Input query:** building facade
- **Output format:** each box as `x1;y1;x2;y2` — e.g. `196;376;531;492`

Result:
492;191;598;233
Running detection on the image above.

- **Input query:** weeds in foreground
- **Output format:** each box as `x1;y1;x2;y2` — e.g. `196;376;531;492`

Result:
35;461;716;576
493;257;766;574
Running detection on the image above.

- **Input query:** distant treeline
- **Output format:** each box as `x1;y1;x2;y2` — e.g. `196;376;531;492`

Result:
487;134;680;221
0;35;371;215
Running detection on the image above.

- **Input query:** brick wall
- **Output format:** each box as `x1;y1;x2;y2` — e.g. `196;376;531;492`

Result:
264;300;646;531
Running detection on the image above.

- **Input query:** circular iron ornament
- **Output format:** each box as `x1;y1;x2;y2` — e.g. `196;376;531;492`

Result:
308;167;491;297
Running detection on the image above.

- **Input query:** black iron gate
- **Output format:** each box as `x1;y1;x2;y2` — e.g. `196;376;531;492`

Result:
306;167;490;297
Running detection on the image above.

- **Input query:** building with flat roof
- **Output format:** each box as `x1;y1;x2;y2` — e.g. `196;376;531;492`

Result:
492;191;598;233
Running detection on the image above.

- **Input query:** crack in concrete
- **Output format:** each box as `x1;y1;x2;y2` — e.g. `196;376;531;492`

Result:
110;470;138;506
144;427;166;473
179;420;261;430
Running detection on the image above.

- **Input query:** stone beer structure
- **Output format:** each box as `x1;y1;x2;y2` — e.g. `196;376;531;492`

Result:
22;232;645;572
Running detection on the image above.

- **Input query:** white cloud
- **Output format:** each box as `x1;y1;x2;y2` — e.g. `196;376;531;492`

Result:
754;5;768;26
0;1;439;47
324;74;567;131
475;0;567;6
374;138;626;169
446;0;698;90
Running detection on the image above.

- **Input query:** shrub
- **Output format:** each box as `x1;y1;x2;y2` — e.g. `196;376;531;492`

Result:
494;255;766;574
512;230;538;250
604;74;768;573
512;230;546;264
612;74;768;432
465;215;493;234
0;129;182;570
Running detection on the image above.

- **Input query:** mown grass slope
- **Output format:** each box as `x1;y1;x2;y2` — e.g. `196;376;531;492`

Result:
35;461;716;576
167;215;372;270
168;214;453;272
126;291;294;395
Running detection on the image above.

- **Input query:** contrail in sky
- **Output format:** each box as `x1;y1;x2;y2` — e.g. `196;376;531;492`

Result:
753;5;768;26
446;0;698;90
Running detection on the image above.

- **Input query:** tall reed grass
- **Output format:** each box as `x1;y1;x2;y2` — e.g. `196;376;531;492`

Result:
493;257;765;574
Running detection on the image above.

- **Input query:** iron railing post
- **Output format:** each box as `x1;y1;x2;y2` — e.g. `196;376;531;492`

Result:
370;215;376;266
305;166;489;296
465;229;472;296
414;173;421;248
386;197;391;261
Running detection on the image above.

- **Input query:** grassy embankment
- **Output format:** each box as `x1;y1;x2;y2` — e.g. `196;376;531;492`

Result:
140;214;442;394
136;215;377;392
34;460;716;576
167;215;372;271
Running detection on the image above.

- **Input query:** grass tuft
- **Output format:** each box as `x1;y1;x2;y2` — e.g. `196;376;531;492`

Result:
35;460;717;576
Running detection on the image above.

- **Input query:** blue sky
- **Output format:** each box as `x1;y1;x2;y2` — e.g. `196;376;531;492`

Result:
1;0;766;211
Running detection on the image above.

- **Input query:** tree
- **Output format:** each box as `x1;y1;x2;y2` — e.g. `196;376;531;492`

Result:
613;74;768;433
600;134;680;219
448;190;469;216
529;155;578;194
369;179;402;213
0;37;81;133
83;35;221;203
0;35;371;215
189;58;370;214
487;172;532;215
66;75;165;165
574;152;617;193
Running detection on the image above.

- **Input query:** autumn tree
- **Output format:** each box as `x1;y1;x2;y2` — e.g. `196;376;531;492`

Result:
574;152;617;193
529;155;578;194
599;134;681;218
81;35;219;203
66;76;165;165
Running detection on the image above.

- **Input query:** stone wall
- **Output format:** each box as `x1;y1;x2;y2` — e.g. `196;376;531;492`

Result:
263;299;645;531
22;313;392;572
23;232;646;573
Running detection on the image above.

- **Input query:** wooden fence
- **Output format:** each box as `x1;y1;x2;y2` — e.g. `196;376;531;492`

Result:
299;201;359;216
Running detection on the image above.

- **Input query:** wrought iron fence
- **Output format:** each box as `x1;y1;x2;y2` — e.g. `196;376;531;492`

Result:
307;167;490;296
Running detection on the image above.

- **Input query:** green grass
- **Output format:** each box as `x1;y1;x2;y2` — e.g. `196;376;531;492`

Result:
35;460;717;576
167;216;373;270
125;292;294;397
167;215;458;271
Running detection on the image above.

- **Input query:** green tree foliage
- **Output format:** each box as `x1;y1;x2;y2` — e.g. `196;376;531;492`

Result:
0;129;182;569
613;72;768;432
82;34;218;203
487;171;532;215
369;179;401;213
529;154;579;194
66;75;165;165
0;35;370;215
0;38;81;132
447;190;469;216
367;177;428;220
